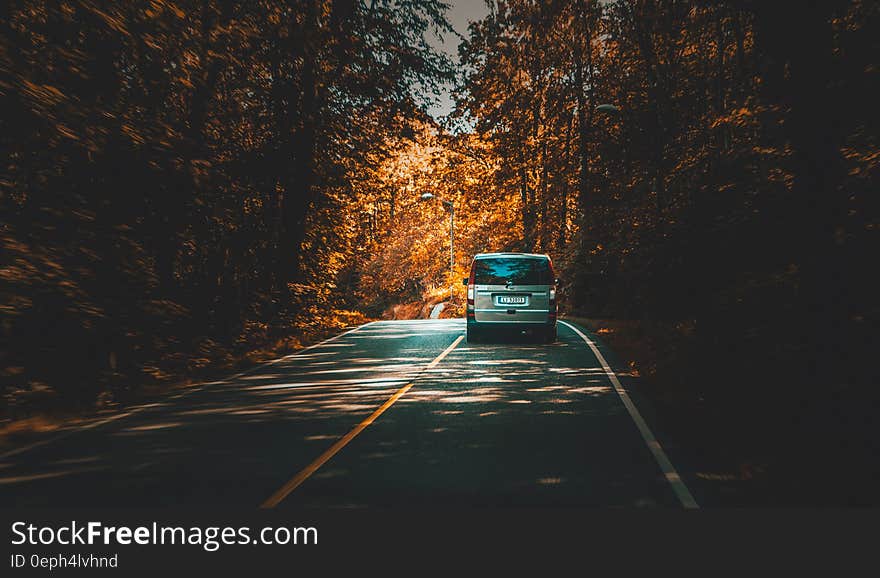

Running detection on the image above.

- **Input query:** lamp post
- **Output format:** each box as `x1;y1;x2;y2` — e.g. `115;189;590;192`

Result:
419;192;454;278
595;103;620;114
593;103;621;180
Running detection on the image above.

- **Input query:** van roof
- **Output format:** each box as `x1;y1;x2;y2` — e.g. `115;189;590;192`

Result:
473;252;549;259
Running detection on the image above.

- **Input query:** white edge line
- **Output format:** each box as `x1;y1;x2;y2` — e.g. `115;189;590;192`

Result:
0;321;377;460
559;320;699;509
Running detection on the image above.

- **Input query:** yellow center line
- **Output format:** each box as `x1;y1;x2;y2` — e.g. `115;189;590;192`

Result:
260;333;465;509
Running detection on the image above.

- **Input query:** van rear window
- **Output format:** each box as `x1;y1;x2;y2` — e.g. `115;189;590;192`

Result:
473;258;552;285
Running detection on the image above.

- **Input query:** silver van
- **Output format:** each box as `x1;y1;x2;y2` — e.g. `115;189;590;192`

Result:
463;253;558;343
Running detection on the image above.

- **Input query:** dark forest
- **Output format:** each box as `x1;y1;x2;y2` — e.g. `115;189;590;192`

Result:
2;0;878;504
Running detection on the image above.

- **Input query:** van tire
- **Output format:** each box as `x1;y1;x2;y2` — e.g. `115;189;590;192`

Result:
543;326;557;343
467;325;481;343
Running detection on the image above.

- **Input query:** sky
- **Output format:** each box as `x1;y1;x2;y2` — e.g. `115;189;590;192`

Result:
425;0;491;122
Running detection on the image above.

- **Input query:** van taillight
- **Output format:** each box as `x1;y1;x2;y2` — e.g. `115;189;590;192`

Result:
467;266;475;306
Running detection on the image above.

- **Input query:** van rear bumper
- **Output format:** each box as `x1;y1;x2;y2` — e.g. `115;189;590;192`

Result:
472;309;551;324
466;318;556;333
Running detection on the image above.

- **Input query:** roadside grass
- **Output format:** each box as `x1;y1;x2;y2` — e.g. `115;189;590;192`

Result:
561;315;773;504
562;315;880;506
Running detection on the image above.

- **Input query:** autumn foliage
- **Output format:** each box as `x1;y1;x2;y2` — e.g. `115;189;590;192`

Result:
1;0;878;491
1;0;456;415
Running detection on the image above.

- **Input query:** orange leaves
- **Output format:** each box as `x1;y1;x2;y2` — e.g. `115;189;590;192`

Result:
20;80;67;108
145;1;186;20
841;146;880;177
142;34;164;50
710;106;757;130
56;124;79;141
19;81;69;126
80;1;130;36
121;123;145;145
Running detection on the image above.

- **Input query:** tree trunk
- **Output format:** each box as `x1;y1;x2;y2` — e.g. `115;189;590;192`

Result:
280;0;320;288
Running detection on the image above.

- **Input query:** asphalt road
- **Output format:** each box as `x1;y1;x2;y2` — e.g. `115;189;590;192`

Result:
0;319;696;508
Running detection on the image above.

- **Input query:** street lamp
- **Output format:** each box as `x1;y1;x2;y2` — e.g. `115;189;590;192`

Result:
419;192;455;278
593;103;621;179
595;103;620;114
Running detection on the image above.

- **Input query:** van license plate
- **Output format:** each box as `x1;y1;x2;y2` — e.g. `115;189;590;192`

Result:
497;295;527;305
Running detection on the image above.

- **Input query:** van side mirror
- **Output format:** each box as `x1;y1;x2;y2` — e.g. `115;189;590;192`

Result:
462;277;469;286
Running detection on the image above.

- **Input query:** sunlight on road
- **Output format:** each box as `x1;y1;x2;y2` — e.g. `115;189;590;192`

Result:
0;319;682;510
